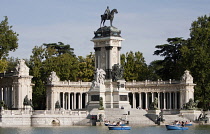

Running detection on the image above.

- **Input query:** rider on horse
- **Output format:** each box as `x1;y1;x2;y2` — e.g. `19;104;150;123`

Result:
104;6;110;20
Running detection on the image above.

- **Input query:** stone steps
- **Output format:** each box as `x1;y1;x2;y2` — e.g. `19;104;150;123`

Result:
104;108;154;125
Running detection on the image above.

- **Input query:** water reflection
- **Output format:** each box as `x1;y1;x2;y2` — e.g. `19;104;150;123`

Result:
0;125;210;134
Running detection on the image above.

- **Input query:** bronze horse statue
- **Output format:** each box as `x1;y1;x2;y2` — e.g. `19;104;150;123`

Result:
100;9;118;27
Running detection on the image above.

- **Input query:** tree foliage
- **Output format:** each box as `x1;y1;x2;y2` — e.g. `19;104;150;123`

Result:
29;42;94;109
121;51;148;81
181;15;210;109
78;53;95;82
0;16;18;73
153;37;186;80
0;16;18;59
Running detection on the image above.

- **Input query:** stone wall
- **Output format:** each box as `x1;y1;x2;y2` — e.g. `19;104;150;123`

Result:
0;110;89;127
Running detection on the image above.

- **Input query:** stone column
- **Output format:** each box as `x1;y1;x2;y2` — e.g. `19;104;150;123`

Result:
169;92;172;109
11;86;14;109
71;93;74;110
152;92;154;102
158;92;160;109
81;93;83;109
68;93;70;110
65;93;68;109
74;93;76;109
164;92;166;109
139;92;141;108
78;93;80;109
2;87;4;101
145;92;148;109
132;92;136;108
62;92;65;109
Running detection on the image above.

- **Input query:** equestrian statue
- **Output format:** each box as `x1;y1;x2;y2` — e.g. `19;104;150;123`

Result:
100;6;118;27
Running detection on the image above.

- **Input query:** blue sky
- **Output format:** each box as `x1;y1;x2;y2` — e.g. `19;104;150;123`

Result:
1;0;210;64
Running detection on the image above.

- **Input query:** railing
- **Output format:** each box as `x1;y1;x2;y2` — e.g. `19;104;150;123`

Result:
32;110;89;115
48;81;92;86
0;110;89;115
126;80;180;86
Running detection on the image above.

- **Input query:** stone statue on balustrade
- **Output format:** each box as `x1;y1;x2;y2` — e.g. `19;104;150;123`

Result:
15;59;29;76
112;64;124;82
47;71;60;84
181;70;193;84
91;68;106;88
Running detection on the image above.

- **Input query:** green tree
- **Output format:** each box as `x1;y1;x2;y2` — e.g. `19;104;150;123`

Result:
29;46;46;109
0;16;19;73
0;16;18;59
153;37;186;80
181;15;210;109
147;60;162;81
121;51;148;81
78;53;95;82
29;43;78;109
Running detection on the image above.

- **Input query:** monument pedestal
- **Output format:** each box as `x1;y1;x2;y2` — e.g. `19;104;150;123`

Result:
87;79;131;110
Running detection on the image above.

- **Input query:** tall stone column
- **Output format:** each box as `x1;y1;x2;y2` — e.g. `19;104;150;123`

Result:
62;92;65;109
132;92;136;108
71;93;74;110
169;92;172;109
152;92;154;102
68;93;70;110
11;86;14;109
158;92;160;109
74;93;76;109
145;92;148;109
81;93;83;109
139;92;141;108
164;92;166;109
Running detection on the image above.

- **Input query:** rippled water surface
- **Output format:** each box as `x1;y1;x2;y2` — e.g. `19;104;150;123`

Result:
1;125;210;134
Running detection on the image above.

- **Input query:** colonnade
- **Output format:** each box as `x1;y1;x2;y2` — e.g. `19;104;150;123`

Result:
0;86;14;109
50;92;89;110
129;91;180;110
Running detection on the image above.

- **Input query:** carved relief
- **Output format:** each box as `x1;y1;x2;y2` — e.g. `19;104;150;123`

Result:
91;68;106;88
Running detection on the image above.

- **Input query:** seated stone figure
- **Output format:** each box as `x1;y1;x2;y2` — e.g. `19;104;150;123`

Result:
149;97;158;110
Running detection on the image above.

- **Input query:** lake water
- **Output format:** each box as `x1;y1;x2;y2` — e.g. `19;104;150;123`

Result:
0;125;210;134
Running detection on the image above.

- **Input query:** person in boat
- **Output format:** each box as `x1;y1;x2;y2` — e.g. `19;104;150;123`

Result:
181;121;185;127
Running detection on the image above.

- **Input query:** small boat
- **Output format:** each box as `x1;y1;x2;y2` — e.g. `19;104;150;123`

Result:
166;125;188;130
108;126;131;130
176;123;193;126
185;123;193;126
104;123;126;126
